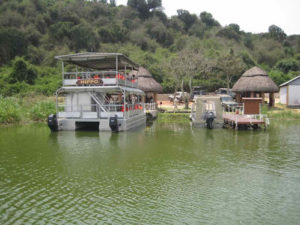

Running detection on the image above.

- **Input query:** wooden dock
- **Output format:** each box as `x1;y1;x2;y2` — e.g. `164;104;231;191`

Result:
223;113;265;129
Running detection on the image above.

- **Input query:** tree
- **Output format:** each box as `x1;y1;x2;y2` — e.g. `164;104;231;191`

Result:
228;23;240;33
200;11;220;27
177;9;197;31
70;23;99;51
9;57;37;85
127;0;161;18
0;28;28;65
275;58;299;73
268;25;287;43
217;26;240;41
167;50;208;94
216;49;245;91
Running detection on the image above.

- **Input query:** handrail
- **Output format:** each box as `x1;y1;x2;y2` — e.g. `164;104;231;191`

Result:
57;103;145;120
144;103;157;110
58;103;144;113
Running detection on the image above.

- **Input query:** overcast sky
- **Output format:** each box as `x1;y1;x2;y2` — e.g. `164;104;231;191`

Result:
117;0;300;35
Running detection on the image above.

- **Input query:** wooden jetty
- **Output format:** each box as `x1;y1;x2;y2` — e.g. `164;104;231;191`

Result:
223;113;266;129
223;98;268;130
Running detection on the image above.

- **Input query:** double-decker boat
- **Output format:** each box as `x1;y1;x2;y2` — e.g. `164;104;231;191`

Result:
47;53;146;132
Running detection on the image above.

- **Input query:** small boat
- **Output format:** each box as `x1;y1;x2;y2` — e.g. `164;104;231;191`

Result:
48;53;146;132
191;96;223;129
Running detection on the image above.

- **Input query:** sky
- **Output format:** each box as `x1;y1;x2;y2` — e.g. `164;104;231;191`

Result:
117;0;300;35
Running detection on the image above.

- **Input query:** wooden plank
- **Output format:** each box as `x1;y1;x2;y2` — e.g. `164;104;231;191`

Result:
223;114;265;125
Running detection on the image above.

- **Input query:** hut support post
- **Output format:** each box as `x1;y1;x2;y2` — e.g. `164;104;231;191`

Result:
153;93;157;103
142;95;145;104
250;92;254;98
236;93;241;103
269;92;275;107
154;93;157;109
261;92;265;104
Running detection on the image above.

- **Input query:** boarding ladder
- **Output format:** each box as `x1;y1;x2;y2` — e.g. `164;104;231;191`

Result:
88;92;109;112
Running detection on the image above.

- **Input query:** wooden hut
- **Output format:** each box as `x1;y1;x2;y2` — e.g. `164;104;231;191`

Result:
232;66;279;107
279;75;300;107
130;67;163;103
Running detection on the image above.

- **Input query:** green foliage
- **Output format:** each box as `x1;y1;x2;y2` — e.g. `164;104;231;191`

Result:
177;9;197;31
9;57;37;85
217;26;240;41
268;70;293;85
0;0;300;95
0;28;28;65
268;25;287;43
127;0;162;19
0;96;21;123
200;11;220;27
70;23;99;51
29;100;56;121
275;58;299;73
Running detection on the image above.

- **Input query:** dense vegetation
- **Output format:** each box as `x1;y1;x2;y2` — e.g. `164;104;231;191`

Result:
1;0;300;97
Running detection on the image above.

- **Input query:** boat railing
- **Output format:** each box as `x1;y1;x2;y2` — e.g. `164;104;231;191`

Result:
57;103;144;119
62;71;138;88
144;103;157;110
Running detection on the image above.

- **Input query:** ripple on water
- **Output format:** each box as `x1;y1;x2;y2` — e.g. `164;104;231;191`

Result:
1;122;300;224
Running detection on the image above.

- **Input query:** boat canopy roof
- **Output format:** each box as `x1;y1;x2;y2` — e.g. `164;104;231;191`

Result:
58;86;145;95
55;52;139;70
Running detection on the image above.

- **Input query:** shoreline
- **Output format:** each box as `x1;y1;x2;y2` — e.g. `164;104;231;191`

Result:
1;96;299;127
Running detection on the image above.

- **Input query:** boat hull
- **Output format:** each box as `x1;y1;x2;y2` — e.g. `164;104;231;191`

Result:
56;114;146;132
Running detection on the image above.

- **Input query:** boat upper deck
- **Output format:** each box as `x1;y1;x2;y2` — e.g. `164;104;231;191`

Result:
55;52;140;89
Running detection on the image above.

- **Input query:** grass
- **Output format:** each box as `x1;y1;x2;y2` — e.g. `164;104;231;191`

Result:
0;95;56;126
262;104;300;120
29;101;56;121
157;112;190;123
0;96;21;124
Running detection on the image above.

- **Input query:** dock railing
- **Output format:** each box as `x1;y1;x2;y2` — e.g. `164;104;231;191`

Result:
144;103;157;111
222;103;269;127
223;103;244;115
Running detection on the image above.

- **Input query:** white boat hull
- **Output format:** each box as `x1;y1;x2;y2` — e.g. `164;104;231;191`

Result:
57;114;146;131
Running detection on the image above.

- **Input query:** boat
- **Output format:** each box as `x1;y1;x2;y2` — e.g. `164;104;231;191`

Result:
191;96;224;129
47;53;146;132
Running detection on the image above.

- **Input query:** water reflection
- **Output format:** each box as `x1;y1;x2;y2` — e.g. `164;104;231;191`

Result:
1;121;300;224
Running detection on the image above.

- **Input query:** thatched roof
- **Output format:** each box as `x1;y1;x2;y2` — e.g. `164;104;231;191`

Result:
232;66;279;93
130;67;163;93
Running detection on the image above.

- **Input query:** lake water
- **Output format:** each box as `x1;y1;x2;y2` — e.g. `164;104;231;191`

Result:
1;121;300;224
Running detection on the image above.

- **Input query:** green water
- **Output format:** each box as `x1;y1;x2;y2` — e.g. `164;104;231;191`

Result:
1;121;300;224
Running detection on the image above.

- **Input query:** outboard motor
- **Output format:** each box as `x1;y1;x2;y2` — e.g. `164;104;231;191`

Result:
203;111;216;129
48;114;58;131
109;115;119;132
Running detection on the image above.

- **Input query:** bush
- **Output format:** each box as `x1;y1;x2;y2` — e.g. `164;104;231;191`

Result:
29;101;56;121
0;96;21;123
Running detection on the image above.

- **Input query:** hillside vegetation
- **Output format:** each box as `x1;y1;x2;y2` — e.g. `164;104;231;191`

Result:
1;0;300;97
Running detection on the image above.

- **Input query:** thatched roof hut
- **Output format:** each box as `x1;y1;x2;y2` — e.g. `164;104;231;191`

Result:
232;66;279;93
130;67;163;93
232;66;279;106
